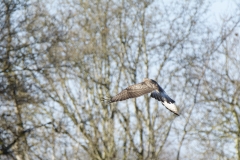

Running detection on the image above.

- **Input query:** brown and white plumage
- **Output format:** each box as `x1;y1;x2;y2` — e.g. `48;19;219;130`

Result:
110;78;179;115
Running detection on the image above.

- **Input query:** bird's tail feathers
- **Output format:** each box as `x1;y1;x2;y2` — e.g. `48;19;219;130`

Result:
100;96;111;103
162;101;179;116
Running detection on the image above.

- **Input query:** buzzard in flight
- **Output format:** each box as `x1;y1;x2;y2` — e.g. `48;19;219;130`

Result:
110;78;179;115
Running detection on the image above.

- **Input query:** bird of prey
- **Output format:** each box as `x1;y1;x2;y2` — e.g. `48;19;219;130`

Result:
110;78;179;115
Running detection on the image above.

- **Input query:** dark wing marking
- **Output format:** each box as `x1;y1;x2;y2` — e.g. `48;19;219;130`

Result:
110;82;156;103
150;91;175;103
150;91;164;101
151;91;179;115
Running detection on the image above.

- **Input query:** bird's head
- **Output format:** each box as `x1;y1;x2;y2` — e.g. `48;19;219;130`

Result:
143;78;150;81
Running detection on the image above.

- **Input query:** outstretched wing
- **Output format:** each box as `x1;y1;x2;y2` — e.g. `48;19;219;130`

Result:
151;91;179;115
110;82;156;103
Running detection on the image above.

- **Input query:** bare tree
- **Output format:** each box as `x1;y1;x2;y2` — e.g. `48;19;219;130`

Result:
175;6;240;159
1;0;240;160
37;0;214;159
0;0;68;159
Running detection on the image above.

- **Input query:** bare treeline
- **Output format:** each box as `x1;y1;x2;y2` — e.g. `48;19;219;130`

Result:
0;0;239;159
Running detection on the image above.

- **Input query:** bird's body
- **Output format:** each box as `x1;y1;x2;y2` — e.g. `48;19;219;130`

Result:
110;78;179;115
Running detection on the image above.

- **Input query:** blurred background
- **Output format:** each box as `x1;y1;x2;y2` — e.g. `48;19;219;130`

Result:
0;0;240;159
